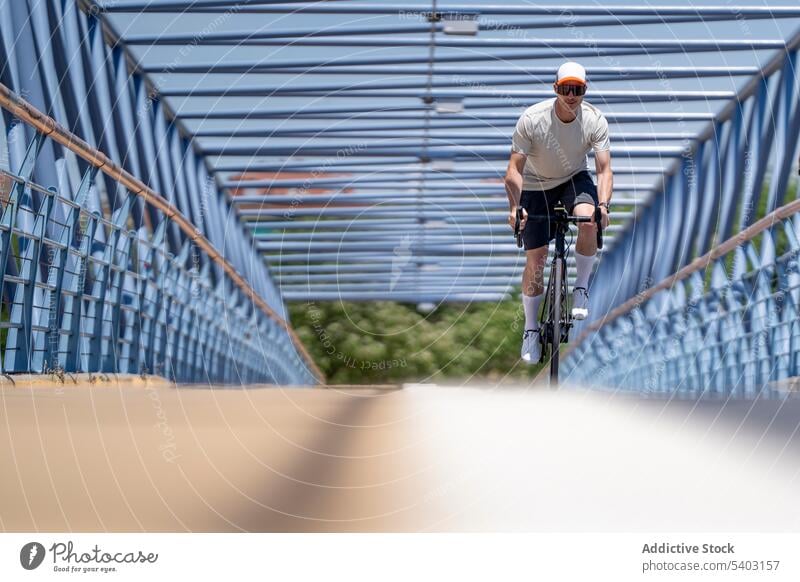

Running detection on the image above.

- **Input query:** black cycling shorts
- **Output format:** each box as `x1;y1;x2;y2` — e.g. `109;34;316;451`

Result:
519;170;598;251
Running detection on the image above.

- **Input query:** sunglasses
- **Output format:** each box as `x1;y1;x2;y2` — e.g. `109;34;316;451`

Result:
556;84;587;97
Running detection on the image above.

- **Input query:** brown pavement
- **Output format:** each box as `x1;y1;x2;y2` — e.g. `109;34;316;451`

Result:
2;380;800;532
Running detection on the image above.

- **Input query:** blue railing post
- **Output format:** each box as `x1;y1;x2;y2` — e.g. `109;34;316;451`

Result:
99;196;133;372
64;211;98;372
5;188;52;371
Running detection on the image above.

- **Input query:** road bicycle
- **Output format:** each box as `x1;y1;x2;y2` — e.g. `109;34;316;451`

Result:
514;203;603;385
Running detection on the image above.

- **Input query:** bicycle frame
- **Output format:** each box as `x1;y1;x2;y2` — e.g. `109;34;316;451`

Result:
538;207;573;385
515;203;603;386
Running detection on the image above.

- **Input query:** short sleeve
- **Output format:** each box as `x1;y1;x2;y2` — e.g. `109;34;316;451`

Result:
511;114;533;154
592;116;611;152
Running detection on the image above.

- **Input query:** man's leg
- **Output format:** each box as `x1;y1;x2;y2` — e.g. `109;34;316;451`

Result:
569;202;596;320
564;171;600;320
520;246;548;363
522;246;549;330
519;186;555;332
519;187;554;363
573;201;597;289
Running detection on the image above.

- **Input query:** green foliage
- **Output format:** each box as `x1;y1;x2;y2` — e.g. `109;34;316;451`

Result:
288;299;544;384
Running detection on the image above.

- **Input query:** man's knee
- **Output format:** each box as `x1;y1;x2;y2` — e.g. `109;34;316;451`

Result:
573;201;595;217
525;246;548;266
572;202;597;235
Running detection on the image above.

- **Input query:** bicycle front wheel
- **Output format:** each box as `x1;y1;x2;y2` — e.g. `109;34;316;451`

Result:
550;256;563;385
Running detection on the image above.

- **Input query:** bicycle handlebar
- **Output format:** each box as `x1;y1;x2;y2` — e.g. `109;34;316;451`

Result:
526;214;591;222
519;206;604;250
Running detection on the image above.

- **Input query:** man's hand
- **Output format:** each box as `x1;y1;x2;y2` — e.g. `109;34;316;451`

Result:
509;207;528;231
599;205;609;229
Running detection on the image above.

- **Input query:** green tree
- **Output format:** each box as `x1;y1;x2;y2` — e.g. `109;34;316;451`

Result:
288;299;545;384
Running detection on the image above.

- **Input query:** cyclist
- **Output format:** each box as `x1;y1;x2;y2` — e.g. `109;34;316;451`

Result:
504;61;613;364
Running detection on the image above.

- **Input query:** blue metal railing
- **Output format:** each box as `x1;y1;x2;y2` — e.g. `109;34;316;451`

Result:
0;103;320;385
566;217;800;395
0;0;321;384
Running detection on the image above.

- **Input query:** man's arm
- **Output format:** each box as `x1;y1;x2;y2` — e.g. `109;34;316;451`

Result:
505;151;527;229
594;149;613;228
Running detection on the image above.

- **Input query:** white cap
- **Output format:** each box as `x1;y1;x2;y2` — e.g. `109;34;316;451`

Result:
556;62;587;85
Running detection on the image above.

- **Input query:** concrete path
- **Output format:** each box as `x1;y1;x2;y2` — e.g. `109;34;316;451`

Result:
1;381;799;532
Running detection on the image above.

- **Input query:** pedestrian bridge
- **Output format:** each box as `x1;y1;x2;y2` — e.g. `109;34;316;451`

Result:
1;0;800;535
2;1;800;392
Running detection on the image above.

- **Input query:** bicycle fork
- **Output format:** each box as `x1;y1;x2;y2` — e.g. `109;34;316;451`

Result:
539;234;572;386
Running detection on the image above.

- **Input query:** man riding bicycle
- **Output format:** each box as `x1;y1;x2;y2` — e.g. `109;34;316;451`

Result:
504;61;613;364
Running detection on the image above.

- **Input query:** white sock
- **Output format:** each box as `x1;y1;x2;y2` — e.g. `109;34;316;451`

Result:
522;293;543;331
574;251;595;290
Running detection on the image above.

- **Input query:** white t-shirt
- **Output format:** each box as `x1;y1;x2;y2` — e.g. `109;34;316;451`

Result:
511;98;610;191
